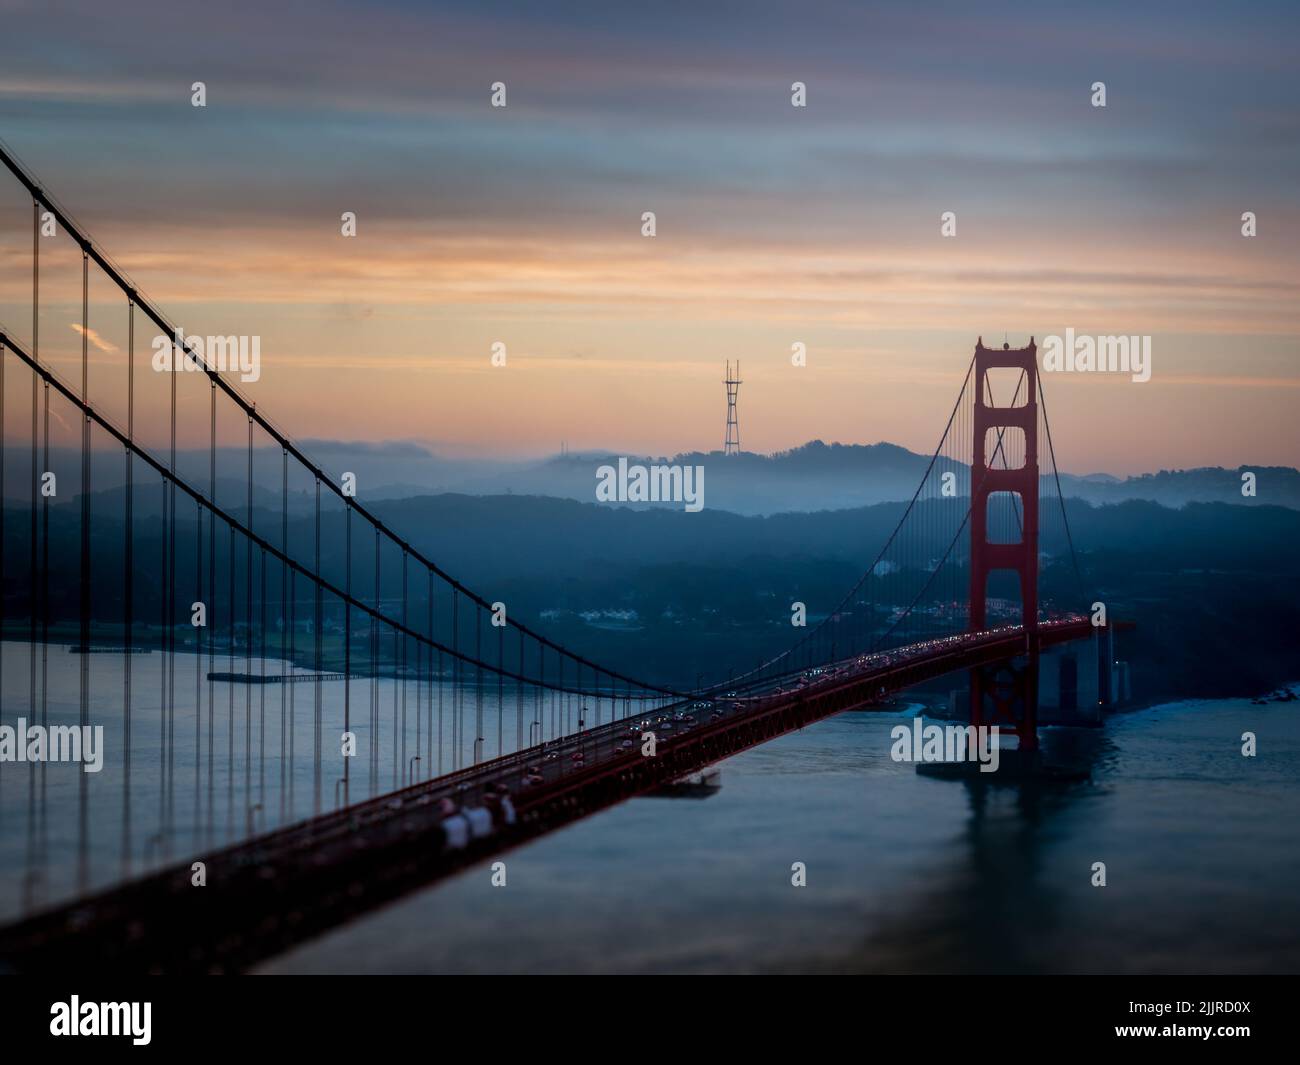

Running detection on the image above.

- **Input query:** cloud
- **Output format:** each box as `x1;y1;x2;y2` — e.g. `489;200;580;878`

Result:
69;323;118;353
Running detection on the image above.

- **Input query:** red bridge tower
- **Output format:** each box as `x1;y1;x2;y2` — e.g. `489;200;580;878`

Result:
969;338;1040;752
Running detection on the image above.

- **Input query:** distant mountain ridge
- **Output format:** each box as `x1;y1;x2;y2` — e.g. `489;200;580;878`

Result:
4;439;1296;515
462;441;1300;515
1057;465;1299;509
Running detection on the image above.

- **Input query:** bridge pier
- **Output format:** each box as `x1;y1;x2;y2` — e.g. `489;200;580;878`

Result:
970;653;1039;751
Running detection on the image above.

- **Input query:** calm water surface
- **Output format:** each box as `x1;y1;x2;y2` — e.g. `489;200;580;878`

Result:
264;692;1300;974
2;641;1295;973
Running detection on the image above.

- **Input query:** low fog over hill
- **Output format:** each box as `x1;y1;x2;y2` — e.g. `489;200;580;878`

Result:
8;439;1297;516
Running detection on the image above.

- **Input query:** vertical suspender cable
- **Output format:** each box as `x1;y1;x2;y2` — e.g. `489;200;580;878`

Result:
259;545;266;806
194;500;202;845
474;607;483;763
227;524;234;836
426;570;434;777
371;528;379;794
401;549;408;783
124;299;134;867
78;251;90;890
279;448;287;820
452;589;460;769
517;627;525;753
245;418;254;822
207;385;216;838
497;615;503;757
344;504;351;805
166;298;176;846
313;478;321;815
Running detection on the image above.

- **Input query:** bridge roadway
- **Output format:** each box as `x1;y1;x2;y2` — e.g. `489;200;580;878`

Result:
0;617;1092;973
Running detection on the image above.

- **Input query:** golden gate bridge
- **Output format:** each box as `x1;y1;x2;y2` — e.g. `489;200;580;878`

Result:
0;140;1113;972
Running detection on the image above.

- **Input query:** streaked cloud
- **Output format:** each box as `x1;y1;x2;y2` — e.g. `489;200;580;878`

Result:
69;322;117;353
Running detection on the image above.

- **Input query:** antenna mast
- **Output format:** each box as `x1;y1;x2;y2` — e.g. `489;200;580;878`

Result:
724;360;742;455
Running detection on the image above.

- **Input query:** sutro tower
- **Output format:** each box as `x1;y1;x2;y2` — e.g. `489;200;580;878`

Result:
723;360;742;455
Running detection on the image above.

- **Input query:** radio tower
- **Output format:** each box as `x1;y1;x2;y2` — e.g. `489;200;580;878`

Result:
724;360;742;455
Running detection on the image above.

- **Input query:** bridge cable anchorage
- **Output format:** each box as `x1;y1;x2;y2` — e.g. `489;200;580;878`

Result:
718;351;978;692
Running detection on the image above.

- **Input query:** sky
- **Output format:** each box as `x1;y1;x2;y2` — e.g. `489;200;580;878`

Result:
0;0;1297;473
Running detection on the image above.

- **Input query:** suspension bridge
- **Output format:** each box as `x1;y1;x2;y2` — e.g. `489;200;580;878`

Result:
0;142;1114;972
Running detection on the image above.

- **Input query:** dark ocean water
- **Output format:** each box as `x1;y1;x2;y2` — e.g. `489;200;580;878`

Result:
259;692;1300;974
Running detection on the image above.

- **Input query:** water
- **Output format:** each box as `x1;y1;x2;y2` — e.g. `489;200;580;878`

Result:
2;640;1296;972
262;694;1300;974
0;639;632;920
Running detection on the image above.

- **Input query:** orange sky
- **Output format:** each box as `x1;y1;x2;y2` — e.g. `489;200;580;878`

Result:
1;0;1298;474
